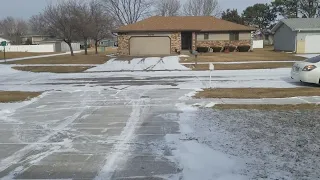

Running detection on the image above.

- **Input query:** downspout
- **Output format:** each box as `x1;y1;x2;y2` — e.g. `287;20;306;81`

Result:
295;30;300;54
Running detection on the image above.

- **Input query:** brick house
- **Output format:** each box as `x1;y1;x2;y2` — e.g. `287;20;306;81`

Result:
114;16;255;56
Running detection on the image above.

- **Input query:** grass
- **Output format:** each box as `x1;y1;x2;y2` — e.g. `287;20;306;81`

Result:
0;91;42;103
182;47;306;62
195;88;320;99
184;62;294;70
4;52;110;65
12;66;93;73
2;49;117;64
214;104;320;110
0;52;54;60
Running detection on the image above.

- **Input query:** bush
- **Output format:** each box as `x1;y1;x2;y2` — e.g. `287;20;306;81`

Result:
210;46;222;52
196;47;209;53
229;46;237;52
222;45;237;52
238;45;251;52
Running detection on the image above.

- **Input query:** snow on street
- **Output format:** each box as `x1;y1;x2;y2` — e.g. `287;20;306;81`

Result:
0;59;319;179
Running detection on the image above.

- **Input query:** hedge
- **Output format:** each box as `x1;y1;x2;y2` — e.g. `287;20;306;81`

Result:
196;47;209;53
238;45;251;52
222;46;237;52
210;46;223;52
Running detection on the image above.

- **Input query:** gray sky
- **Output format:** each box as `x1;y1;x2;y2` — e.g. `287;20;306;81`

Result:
0;0;271;19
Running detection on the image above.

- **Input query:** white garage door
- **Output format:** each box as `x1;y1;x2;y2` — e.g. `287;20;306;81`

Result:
305;35;320;53
130;37;170;56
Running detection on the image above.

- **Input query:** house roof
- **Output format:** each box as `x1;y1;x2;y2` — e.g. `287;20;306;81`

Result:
21;34;52;38
271;18;320;33
115;16;255;32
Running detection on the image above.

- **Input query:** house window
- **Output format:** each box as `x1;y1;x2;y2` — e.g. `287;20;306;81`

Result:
230;32;239;41
204;33;209;40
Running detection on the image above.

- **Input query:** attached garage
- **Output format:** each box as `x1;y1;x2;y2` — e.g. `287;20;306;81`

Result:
129;36;171;56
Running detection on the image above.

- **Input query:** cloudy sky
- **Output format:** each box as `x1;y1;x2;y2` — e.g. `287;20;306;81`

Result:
0;0;271;19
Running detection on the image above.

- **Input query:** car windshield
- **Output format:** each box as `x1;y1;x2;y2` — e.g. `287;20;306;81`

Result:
305;55;320;63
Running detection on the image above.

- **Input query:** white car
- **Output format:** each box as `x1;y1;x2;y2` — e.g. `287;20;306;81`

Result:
291;55;320;84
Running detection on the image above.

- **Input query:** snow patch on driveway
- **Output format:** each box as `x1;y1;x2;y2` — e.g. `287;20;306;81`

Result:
87;56;190;71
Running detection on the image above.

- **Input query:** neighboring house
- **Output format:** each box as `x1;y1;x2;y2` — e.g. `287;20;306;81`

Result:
271;18;320;54
38;39;80;52
99;37;118;47
21;35;52;45
0;37;10;45
114;16;255;56
80;39;95;49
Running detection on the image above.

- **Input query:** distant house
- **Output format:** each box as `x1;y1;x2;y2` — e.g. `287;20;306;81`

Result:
114;16;255;56
253;29;274;46
271;18;320;53
0;37;11;45
21;35;52;45
99;37;118;47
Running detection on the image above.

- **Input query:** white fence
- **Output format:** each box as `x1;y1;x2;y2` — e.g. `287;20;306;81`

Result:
252;40;264;49
0;42;80;53
0;44;55;52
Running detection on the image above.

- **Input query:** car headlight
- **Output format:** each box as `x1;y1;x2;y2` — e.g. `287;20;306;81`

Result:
302;65;317;71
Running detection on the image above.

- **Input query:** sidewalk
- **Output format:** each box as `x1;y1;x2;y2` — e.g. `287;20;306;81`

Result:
0;51;82;63
181;60;299;65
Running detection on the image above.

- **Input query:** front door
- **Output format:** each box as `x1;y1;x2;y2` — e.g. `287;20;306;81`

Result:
181;32;192;50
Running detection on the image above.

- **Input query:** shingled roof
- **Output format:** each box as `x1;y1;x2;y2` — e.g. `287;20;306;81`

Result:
115;16;255;32
271;18;320;32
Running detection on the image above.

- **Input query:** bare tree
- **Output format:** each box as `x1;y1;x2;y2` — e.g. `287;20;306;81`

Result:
0;20;4;35
0;17;28;44
102;0;153;25
71;1;92;55
29;14;47;35
155;0;181;16
183;0;220;16
40;1;78;56
89;0;114;54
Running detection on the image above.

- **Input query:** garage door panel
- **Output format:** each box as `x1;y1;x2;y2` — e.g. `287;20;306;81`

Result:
130;37;170;56
305;35;320;53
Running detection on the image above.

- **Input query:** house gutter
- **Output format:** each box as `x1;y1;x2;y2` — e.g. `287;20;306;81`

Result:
294;28;320;31
294;31;299;53
112;29;255;33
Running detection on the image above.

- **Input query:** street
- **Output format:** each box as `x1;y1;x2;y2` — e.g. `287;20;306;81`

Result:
0;64;319;179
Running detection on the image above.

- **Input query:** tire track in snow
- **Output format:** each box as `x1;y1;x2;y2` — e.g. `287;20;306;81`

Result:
0;90;102;175
94;90;151;180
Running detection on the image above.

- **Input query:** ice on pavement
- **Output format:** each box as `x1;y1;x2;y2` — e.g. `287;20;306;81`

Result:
87;56;190;71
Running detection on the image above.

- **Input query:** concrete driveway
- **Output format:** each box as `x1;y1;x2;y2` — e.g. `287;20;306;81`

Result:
0;62;319;179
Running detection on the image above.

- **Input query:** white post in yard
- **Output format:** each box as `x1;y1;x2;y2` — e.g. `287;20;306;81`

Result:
209;63;215;88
